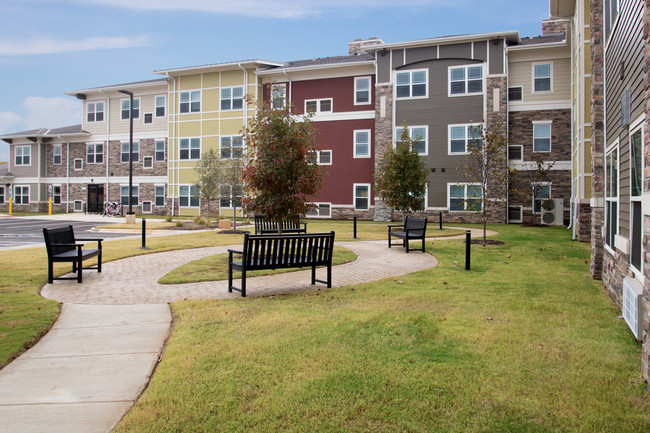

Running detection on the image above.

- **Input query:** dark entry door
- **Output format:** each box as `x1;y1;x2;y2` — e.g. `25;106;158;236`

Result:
87;184;104;214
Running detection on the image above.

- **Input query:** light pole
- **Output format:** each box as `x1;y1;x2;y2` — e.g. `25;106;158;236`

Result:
118;89;135;222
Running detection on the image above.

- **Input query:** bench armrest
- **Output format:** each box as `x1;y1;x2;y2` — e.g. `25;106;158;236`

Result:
50;242;84;247
77;238;103;248
388;224;403;233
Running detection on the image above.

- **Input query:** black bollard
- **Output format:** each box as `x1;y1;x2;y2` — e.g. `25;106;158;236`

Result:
353;216;358;239
439;211;443;230
465;230;471;270
140;218;149;249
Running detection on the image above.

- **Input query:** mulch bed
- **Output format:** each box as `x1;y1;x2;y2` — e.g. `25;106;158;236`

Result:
467;239;505;245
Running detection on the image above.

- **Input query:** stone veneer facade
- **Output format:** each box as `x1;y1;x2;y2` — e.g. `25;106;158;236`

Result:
373;83;394;222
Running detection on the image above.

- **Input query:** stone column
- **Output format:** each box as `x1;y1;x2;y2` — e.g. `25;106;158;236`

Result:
374;83;394;222
485;75;508;224
642;0;650;391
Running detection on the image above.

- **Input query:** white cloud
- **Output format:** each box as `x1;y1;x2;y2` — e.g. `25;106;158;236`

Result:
0;35;150;56
0;111;23;135
22;97;82;129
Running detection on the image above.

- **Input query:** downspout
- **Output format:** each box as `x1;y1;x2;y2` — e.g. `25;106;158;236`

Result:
166;72;176;217
567;28;576;239
99;89;110;205
282;69;292;108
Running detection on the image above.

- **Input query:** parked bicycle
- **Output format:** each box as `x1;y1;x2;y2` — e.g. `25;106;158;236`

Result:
103;201;122;217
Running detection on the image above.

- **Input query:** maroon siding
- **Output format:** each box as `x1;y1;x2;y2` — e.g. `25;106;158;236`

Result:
291;76;375;114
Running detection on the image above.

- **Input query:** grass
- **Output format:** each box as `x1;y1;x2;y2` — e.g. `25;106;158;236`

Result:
158;246;357;284
112;225;650;433
94;221;176;230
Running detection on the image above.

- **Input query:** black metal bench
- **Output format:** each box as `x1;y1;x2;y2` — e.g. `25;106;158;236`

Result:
388;216;428;253
254;215;307;235
228;231;335;297
43;225;103;283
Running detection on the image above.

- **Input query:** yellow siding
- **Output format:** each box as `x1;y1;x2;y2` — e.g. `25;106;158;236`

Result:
202;112;220;121
584;0;590;25
220;111;243;119
202;120;220;136
179;75;202;91
203;72;220;88
203;89;220;111
585;178;592;197
178;114;201;122
220;119;244;135
585;125;591;138
179;122;201;137
508;57;571;103
221;70;244;87
202;136;219;151
584;147;592;172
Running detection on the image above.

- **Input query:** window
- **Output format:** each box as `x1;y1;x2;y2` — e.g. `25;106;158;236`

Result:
86;143;104;164
306;203;332;218
121;98;140;120
179;185;199;207
630;121;644;274
53;144;62;165
155;185;165;207
219;184;243;208
142;201;152;213
533;122;552;152
121;141;139;163
14;186;29;205
533;63;552;93
449;65;483;95
180;91;200;113
180;138;201;160
605;143;618;249
143;156;153;169
449;183;482;212
87;101;104;122
74;158;83;170
305;98;332;113
508;206;523;223
221;87;244;111
310;150;332;165
448;124;482;155
52;185;61;205
220;136;243;159
271;84;286;109
508;87;523;101
155;95;166;117
0;186;5;204
354;130;371;158
395;70;427;99
355;77;371;105
396;126;428;155
144;113;153;124
155;140;165;162
508;145;523;161
533;183;551;213
120;185;139;206
74;200;83;211
604;0;619;42
15;146;30;166
354;184;370;210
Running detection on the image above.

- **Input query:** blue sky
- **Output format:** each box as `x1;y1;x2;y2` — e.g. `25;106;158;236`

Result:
0;0;549;162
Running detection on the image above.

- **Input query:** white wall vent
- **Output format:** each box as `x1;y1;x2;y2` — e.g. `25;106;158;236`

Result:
142;201;152;214
622;277;643;340
540;198;564;226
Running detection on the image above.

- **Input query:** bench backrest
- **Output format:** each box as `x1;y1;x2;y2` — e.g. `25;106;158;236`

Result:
43;225;76;257
242;232;335;268
254;215;303;233
404;216;427;235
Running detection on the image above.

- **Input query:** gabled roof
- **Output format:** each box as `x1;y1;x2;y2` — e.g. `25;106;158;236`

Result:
363;31;520;52
257;54;374;75
65;78;168;98
155;59;284;76
0;124;90;144
508;32;568;50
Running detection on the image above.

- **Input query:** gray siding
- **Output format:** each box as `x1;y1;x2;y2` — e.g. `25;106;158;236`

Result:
406;46;438;64
489;38;505;75
473;41;488;63
439;43;471;59
377;53;391;83
392;49;405;69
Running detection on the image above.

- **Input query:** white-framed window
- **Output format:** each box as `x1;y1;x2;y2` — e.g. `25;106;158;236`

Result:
449;65;483;96
120;185;139;206
74;158;83;170
533;183;551;213
74;200;83;212
354;184;370;210
508;86;523;101
14;145;30;166
533;121;552;152
306;203;332;218
271;84;286;109
532;63;552;93
179;185;199;208
155;95;166;117
396;125;428;155
630;116;644;275
219;184;243;208
354;130;371;158
180;91;200;113
221;87;244;111
605;141;619;250
305;98;332;113
604;0;619;42
354;76;371;105
220;136;243;159
143;156;153;169
121;141;139;163
86;143;104;164
144;113;153;124
449;183;482;212
395;69;427;99
52;185;61;205
0;186;4;204
53;144;62;165
179;138;201;160
155;140;165;162
14;185;29;205
87;101;104;122
155;185;165;207
142;201;152;213
310;150;332;165
121;98;140;120
508;206;523;223
448;123;482;155
508;145;523;161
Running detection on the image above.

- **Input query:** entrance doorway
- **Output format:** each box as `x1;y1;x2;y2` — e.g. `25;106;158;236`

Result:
87;184;104;214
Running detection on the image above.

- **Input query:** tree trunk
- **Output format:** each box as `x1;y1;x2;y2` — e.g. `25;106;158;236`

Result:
233;204;237;231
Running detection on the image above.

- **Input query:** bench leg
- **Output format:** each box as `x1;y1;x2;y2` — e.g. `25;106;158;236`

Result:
406;238;410;253
327;264;332;288
388;232;392;248
311;266;316;285
228;264;233;293
77;257;83;283
98;251;102;273
241;270;246;297
421;237;425;253
48;261;54;284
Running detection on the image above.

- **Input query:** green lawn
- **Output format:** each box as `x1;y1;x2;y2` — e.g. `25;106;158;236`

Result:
113;225;650;433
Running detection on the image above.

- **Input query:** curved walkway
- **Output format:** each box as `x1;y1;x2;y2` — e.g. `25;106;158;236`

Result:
0;229;492;433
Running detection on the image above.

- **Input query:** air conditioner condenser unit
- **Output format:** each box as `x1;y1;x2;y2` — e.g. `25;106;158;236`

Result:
622;277;644;340
540;198;564;226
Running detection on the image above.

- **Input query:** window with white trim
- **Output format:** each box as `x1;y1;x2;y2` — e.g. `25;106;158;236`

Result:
508;87;523;101
449;65;483;95
155;185;165;207
271;84;286;109
354;184;370;210
121;98;140;120
533;183;551;213
180;91;200;113
395;70;427;99
317;150;332;165
155;95;166;117
605;142;618;250
86;143;104;164
179;185;199;208
221;87;244;111
448;124;482;155
219;184;243;208
14;185;29;205
220;136;243;159
74;158;83;170
53;144;62;165
155;140;165;162
52;185;61;205
354;76;371;105
604;0;619;42
354;130;371;158
449;183;482;212
120;185;139;206
396;126;428;155
306;203;332;218
305;98;332;113
179;138;200;160
508;145;523;161
630;120;644;274
15;146;30;166
87;101;104;122
144;113;153;124
121;141;139;163
0;186;4;204
533;122;552;152
533;63;552;93
143;156;153;169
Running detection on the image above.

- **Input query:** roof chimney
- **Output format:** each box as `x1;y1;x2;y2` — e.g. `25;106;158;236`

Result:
348;37;384;56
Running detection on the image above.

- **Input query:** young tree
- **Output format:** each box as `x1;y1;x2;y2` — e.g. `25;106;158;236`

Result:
193;148;221;222
457;120;510;245
241;101;322;233
512;156;555;225
374;125;428;222
217;156;244;231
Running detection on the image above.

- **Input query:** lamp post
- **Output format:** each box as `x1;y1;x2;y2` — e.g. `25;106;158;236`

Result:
118;89;135;223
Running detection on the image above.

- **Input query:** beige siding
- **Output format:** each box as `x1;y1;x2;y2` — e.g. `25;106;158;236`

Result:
508;47;571;104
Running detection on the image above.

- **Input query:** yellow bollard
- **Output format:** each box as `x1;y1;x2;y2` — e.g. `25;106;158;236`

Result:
49;197;52;215
9;198;12;215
